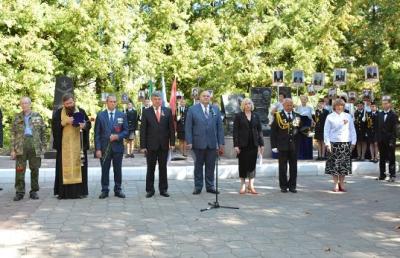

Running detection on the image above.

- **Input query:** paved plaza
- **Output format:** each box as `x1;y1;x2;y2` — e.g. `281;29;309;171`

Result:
0;158;399;258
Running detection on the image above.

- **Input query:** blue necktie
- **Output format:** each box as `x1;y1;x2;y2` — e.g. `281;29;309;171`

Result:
109;112;114;125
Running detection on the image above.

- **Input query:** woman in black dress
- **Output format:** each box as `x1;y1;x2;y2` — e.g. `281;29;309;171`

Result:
314;98;329;160
233;98;264;194
176;99;188;156
366;102;379;162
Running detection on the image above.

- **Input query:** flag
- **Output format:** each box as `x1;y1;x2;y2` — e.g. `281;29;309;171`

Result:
169;77;177;117
147;80;154;98
161;74;168;107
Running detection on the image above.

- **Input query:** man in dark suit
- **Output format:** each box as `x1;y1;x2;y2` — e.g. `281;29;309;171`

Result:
271;98;301;193
95;94;129;199
185;90;225;195
376;97;398;182
140;91;175;198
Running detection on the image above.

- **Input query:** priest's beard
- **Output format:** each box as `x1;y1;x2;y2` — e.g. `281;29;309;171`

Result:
65;105;76;116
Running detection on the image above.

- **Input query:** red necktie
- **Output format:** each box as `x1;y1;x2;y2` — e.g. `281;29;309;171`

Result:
156;108;160;122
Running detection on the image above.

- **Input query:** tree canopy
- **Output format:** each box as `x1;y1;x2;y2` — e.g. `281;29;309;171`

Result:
1;0;399;146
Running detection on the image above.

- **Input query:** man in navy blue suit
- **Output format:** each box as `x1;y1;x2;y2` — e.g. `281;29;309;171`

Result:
140;91;175;198
185;90;225;195
95;94;129;199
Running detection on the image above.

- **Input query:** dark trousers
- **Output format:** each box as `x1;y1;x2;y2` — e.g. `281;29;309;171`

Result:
146;148;169;193
278;149;297;190
378;141;396;178
193;148;216;191
101;151;123;193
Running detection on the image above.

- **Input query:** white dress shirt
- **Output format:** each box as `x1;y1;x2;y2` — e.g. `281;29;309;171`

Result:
201;103;209;115
324;111;357;146
107;109;115;120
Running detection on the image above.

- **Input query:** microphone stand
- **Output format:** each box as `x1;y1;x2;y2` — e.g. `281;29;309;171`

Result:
201;106;239;212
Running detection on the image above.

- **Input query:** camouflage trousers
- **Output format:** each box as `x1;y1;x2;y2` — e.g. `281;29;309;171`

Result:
15;136;41;194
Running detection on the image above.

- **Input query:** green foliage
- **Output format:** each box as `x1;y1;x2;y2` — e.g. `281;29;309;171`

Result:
0;0;399;149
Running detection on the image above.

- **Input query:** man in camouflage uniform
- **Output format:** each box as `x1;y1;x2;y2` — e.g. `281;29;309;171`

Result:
11;97;47;201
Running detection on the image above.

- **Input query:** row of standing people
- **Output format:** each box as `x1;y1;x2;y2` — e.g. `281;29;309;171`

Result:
7;90;224;200
6;91;397;200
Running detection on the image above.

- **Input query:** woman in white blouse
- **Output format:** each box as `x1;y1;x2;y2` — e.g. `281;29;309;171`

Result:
324;99;357;192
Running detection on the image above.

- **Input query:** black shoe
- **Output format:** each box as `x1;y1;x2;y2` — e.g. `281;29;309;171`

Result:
131;154;135;158
115;191;126;198
280;189;288;193
289;189;297;193
206;189;220;194
125;154;130;158
99;192;109;199
160;192;170;197
146;191;155;198
13;194;24;201
387;177;395;183
0;187;3;191
376;177;386;181
29;192;39;200
192;189;201;195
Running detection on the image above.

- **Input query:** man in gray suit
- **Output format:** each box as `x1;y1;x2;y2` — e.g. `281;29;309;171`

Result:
185;90;225;195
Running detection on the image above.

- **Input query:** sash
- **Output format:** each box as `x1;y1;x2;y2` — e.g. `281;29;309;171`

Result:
61;107;82;184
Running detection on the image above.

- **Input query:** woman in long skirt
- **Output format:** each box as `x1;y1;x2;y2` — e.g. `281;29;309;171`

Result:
233;98;264;194
324;99;357;192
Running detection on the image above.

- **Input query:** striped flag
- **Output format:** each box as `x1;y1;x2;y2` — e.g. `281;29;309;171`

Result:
169;77;177;117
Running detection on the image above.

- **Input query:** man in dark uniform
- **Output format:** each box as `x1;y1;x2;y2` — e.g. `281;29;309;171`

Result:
354;101;367;161
376;97;398;182
271;98;301;193
125;101;138;158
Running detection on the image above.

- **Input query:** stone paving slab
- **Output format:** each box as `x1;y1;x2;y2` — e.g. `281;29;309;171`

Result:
0;175;399;258
0;156;393;183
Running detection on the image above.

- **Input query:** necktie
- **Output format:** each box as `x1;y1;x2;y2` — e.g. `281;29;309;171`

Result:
156;108;160;122
384;112;388;122
205;106;209;119
288;113;292;121
109;112;114;125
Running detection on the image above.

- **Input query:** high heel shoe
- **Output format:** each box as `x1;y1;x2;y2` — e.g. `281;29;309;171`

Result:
239;185;246;194
333;184;339;192
249;188;258;194
338;184;346;192
248;187;258;194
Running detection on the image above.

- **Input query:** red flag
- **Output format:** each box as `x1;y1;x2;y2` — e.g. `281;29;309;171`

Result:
169;77;177;116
